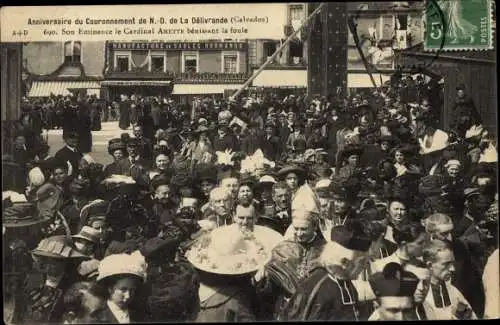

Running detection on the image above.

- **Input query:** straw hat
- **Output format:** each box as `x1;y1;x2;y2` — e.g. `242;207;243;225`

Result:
97;251;147;283
276;165;307;181
72;226;101;245
186;225;283;275
31;235;90;260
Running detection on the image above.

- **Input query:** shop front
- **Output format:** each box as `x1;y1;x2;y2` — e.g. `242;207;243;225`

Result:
104;41;250;102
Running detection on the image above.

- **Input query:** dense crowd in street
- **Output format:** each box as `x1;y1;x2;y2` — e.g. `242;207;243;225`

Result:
2;71;499;323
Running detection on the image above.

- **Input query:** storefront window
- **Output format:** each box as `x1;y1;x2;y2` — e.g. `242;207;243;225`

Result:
183;51;199;73
222;52;238;73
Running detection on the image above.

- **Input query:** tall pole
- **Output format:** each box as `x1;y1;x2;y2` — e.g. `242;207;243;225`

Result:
229;2;326;101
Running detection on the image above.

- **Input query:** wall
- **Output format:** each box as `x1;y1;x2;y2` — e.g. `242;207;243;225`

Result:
108;49;245;73
81;42;105;76
199;51;221;73
23;41;105;77
23;42;62;75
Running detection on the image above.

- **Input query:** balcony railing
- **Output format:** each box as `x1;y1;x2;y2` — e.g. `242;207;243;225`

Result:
105;69;251;84
250;56;307;69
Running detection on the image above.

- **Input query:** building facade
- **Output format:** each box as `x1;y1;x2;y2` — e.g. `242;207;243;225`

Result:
248;3;308;95
247;2;425;94
103;40;251;103
23;41;105;98
347;1;425;90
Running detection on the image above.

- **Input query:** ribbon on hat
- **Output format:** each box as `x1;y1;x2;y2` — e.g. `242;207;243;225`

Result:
444;159;461;168
80;199;107;222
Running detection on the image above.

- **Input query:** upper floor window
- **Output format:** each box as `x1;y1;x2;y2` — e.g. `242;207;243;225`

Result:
182;51;199;73
150;51;166;73
222;52;239;73
64;41;81;63
114;51;131;72
263;41;277;58
289;4;304;21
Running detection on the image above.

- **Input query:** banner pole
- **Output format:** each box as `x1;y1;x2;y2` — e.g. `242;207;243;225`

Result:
229;2;326;101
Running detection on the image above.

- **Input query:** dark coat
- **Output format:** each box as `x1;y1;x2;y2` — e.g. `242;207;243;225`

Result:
212;133;239;152
119;101;131;130
136;137;154;161
54;146;83;177
22;270;82;324
260;135;282;162
451;239;485;318
195;284;256;322
91;303;143;324
240;133;262;156
279;267;362;321
60;198;89;234
116;157;152;178
103;161;122;177
76;107;93;154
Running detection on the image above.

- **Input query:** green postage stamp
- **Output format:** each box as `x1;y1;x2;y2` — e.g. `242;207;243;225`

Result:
425;0;494;51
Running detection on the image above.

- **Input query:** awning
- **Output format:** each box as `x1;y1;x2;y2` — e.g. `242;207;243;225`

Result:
28;81;101;97
172;84;244;95
101;80;173;86
252;70;307;88
348;73;391;88
251;70;392;89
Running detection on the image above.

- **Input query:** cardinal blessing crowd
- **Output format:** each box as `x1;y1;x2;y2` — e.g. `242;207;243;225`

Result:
2;73;499;323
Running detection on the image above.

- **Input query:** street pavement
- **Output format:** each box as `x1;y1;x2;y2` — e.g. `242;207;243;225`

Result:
47;121;133;166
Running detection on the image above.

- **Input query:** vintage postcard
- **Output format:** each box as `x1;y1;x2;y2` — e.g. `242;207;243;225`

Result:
1;2;498;324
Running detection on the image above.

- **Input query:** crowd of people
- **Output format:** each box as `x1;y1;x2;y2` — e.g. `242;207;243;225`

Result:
2;72;499;323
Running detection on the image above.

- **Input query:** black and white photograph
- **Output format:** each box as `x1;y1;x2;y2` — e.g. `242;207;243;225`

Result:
1;1;498;323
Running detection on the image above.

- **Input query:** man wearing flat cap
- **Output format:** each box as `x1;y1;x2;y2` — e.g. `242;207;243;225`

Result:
279;224;376;321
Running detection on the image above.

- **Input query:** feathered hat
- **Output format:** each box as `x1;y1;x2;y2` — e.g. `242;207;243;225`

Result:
97;251;147;283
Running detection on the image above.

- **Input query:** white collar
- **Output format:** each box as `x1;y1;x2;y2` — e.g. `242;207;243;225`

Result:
45;275;63;288
384;225;396;243
66;145;76;152
130;156;141;163
107;300;130;323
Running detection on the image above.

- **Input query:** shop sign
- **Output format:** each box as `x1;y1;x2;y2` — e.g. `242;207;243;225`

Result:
111;41;246;51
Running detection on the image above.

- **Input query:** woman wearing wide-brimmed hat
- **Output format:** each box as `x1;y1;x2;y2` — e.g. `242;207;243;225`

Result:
91;251;148;323
20;235;90;324
191;125;215;168
104;138;127;177
275;164;307;196
335;144;364;183
195;164;218;208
